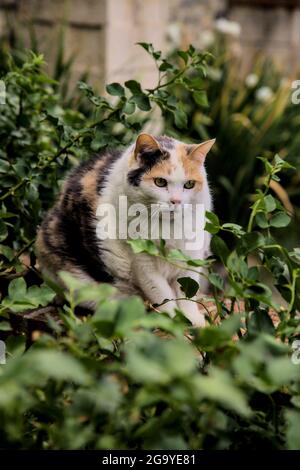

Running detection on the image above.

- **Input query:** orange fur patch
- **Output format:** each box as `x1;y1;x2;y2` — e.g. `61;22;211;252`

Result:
178;144;203;188
80;159;105;211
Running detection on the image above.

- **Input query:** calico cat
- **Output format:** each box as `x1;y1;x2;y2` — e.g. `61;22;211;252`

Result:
36;133;215;326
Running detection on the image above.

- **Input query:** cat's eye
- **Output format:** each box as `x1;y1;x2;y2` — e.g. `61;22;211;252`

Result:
184;180;195;189
154;177;168;188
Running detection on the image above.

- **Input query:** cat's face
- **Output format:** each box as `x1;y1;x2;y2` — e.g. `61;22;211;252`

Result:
127;134;215;210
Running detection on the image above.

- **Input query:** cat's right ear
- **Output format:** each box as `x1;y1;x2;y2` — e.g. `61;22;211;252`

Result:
134;133;162;160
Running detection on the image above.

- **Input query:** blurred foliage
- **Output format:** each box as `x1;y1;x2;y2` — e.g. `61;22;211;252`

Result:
0;43;300;450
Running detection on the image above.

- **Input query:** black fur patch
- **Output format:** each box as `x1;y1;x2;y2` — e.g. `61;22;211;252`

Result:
57;198;114;283
127;148;170;186
41;152;119;282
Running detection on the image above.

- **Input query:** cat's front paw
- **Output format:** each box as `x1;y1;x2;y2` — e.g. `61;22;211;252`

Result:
178;300;206;328
157;300;178;318
188;311;206;328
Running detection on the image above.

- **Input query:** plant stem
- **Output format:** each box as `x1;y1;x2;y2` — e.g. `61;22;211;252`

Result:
247;173;272;232
156;296;212;319
0;179;27;201
13;239;35;261
287;269;299;314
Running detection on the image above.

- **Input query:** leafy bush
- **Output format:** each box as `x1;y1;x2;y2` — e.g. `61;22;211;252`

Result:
0;45;300;450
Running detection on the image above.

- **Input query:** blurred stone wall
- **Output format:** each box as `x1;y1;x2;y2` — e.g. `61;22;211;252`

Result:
0;0;299;89
105;0;226;86
229;3;300;72
2;0;106;86
0;0;226;88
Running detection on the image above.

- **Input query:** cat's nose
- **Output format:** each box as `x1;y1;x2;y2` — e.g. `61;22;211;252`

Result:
170;198;181;205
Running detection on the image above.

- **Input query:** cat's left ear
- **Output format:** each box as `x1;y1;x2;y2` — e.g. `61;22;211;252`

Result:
134;133;162;159
188;138;216;163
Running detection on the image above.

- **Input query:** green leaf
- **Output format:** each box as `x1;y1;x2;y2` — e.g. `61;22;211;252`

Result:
244;283;275;306
256;212;269;229
205;211;220;234
291;396;300;408
162;339;197;377
106;82;125;96
93;300;120;337
8;277;26;300
271;174;280;182
125;348;170;385
237;232;265;256
206;211;220;226
125;336;196;385
159;61;174;72
274;154;295;170
264;195;276;213
124;80;142;95
122;101;136;115
195;368;250;417
177;277;199;298
227;252;248;278
127;239;159;256
0;219;8;242
208;273;224;291
177;50;189;64
27;284;56;307
115;296;146;335
0;244;14;261
247;266;259;282
267;358;300;385
167;248;189;262
221;223;245;237
248;309;275;336
205;222;219;235
130;94;151;111
137;42;152;53
286;410;300;450
174;109;188;129
26;183;38;202
0;321;12;331
28;350;90;384
0;159;10;173
197;315;241;350
187;44;196;56
5;335;26;359
270;211;291;228
193;90;208;107
290;248;300;264
211;235;229;263
75;283;116;307
187;259;211;268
